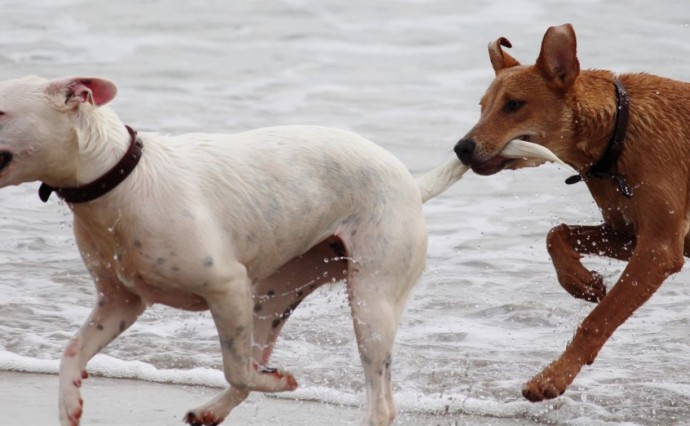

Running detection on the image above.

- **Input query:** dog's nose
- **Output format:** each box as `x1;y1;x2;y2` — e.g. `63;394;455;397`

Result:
454;139;476;164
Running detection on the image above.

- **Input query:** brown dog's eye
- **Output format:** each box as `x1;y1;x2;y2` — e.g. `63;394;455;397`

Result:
503;100;525;113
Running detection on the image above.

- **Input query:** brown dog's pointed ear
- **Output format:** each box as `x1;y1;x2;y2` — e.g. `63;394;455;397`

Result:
489;37;520;74
536;24;580;89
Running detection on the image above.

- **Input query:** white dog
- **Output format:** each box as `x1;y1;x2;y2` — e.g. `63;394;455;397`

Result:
0;76;560;426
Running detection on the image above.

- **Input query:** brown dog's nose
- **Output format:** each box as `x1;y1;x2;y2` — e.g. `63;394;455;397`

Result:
454;138;476;165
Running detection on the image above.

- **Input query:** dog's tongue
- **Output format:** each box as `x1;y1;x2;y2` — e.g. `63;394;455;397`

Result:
500;140;570;168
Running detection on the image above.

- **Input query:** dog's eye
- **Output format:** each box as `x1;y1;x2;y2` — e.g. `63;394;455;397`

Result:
503;100;525;113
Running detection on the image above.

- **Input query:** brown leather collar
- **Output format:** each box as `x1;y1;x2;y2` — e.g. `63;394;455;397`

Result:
565;79;632;198
39;125;143;203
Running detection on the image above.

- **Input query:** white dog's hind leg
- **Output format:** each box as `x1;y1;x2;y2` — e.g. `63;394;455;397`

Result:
344;207;428;425
58;279;145;426
185;238;348;426
185;270;269;426
251;236;348;365
206;263;299;390
347;273;409;426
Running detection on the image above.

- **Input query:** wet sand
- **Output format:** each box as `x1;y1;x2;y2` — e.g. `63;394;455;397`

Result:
2;371;522;425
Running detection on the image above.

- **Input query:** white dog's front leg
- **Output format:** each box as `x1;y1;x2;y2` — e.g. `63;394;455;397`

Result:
58;280;145;426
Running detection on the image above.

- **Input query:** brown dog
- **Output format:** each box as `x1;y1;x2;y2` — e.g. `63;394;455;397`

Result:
454;23;690;402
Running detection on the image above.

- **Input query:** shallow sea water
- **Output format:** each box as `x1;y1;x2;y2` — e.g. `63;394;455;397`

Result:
1;1;690;424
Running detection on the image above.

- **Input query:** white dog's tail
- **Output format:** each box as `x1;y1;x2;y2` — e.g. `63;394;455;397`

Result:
416;140;571;203
416;157;469;203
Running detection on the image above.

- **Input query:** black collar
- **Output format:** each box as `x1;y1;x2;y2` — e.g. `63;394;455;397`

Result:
565;79;633;198
39;125;143;203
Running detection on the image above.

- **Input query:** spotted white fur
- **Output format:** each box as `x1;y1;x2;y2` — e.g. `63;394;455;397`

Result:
0;76;474;426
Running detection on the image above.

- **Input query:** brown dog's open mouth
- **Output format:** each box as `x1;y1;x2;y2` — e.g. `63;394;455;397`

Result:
469;136;569;175
469;136;530;175
0;151;13;171
471;155;514;175
501;138;569;168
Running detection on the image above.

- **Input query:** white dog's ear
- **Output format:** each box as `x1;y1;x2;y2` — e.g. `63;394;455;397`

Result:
47;78;118;110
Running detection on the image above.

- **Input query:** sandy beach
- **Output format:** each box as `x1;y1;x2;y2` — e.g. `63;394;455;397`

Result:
3;371;522;426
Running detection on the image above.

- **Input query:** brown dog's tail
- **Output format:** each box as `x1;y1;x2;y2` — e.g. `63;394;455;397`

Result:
416;157;469;203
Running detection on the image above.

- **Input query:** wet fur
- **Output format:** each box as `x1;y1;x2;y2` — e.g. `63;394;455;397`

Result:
0;76;464;426
455;24;690;402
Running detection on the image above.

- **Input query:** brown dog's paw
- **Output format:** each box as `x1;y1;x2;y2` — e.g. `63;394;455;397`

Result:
581;270;606;303
559;269;606;303
521;375;565;402
522;359;582;402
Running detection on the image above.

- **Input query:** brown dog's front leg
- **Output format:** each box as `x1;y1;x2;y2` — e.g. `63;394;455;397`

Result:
524;227;684;402
547;223;635;302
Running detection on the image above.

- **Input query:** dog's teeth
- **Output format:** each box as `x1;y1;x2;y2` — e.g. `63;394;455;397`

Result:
501;140;570;168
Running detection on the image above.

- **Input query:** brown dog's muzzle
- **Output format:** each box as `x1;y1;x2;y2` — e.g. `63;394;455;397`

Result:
454;138;475;164
454;138;511;176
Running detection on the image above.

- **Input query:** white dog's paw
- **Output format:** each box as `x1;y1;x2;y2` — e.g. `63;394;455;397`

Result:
184;409;225;426
58;383;83;426
255;366;298;392
183;387;239;426
58;372;87;426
